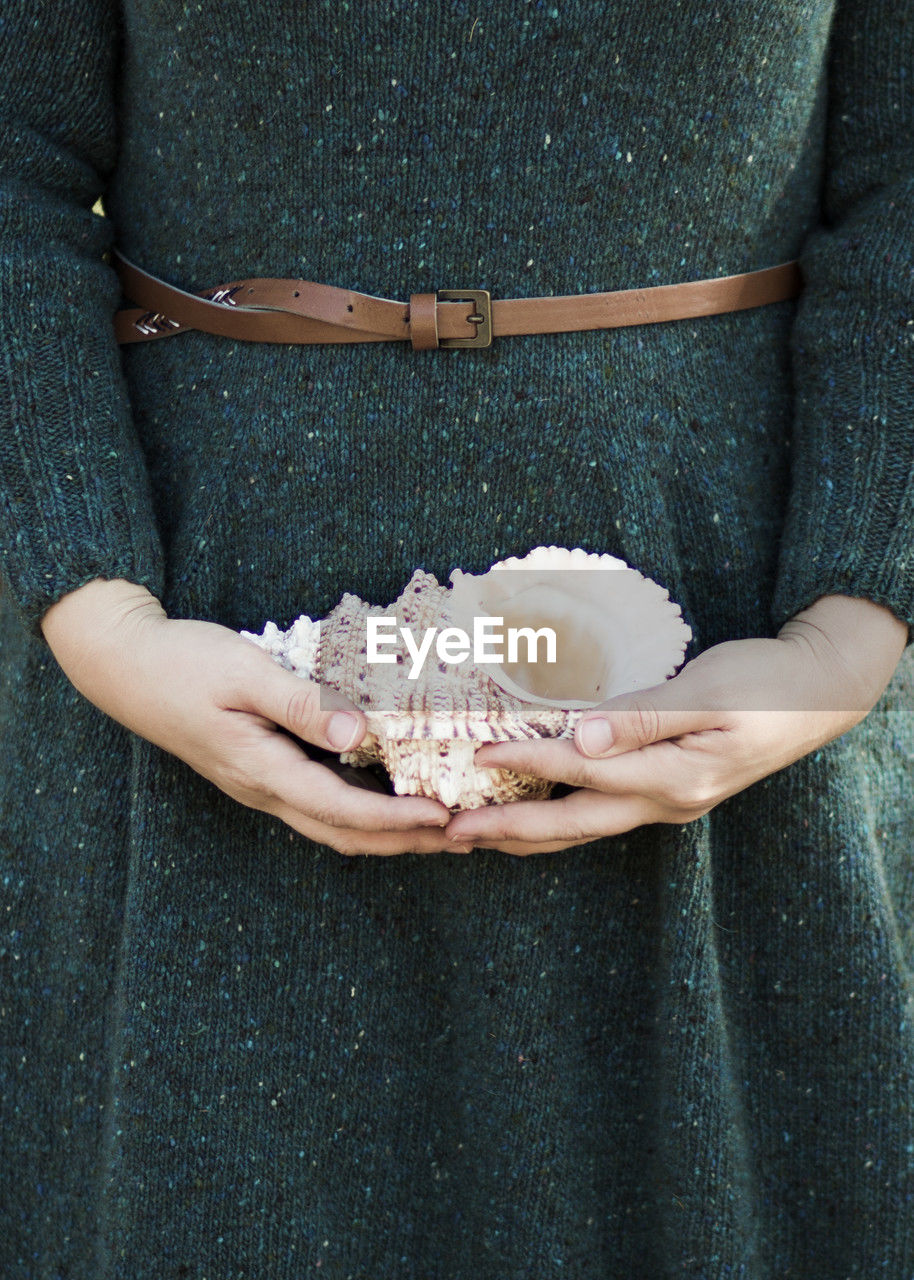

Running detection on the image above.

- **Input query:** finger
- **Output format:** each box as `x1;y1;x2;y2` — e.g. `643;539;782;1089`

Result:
231;725;452;831
233;650;369;755
268;798;475;856
474;836;598;857
446;787;668;846
473;735;725;807
473;737;591;784
573;668;730;759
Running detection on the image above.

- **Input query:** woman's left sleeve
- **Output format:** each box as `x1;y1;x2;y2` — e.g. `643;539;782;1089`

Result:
770;0;914;638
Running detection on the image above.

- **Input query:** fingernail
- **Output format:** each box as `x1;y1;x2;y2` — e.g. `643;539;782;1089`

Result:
578;716;613;757
420;815;450;828
327;711;360;752
450;844;474;854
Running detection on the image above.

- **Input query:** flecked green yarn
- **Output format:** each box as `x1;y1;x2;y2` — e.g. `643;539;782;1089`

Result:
1;2;912;1277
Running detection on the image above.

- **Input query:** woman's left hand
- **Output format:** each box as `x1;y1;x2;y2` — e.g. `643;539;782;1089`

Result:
445;594;909;856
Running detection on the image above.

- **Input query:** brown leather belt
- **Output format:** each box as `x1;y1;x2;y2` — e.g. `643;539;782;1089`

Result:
111;248;803;351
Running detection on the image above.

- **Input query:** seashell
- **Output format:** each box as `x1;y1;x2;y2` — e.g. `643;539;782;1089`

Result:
240;548;691;812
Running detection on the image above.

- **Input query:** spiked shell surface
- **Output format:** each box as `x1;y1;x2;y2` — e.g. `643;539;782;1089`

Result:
240;548;692;811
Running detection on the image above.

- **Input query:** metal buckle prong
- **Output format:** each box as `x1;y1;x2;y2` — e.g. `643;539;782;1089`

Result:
436;288;492;348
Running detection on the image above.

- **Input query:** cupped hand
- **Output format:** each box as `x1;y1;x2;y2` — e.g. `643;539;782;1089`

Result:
40;578;460;856
445;594;909;856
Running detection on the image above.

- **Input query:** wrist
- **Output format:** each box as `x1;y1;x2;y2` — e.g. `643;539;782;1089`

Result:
780;592;907;645
41;576;166;652
777;593;907;710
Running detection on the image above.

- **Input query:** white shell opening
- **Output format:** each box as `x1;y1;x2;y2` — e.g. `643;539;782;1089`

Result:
449;546;691;708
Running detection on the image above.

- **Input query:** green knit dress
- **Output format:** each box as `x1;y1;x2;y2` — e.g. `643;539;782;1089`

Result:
1;1;912;1276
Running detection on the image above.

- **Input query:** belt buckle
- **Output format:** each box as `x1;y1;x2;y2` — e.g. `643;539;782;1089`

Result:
436;289;492;348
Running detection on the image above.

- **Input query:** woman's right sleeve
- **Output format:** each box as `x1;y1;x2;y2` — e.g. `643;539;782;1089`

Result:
0;0;166;642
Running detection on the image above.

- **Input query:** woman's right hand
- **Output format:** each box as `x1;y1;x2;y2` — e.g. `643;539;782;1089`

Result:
40;577;466;856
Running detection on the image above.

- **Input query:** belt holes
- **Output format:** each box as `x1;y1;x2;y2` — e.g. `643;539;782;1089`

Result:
293;290;300;297
347;304;353;312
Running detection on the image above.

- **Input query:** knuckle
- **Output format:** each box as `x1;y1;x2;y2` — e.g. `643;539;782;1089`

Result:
669;779;717;815
665;779;694;809
691;774;721;808
672;804;713;825
332;834;366;857
286;687;321;738
664;761;719;812
573;760;604;790
488;816;516;843
622;700;661;746
476;820;524;849
219;650;262;703
564;819;595;844
220;760;271;806
306;796;345;829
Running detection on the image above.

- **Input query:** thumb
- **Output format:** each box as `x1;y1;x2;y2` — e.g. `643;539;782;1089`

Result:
574;668;720;758
253;663;367;754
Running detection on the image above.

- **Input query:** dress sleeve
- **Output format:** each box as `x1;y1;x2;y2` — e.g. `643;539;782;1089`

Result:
770;0;914;639
0;0;166;643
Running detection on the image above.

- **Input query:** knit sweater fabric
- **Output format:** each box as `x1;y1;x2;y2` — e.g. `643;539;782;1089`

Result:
1;1;913;1276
